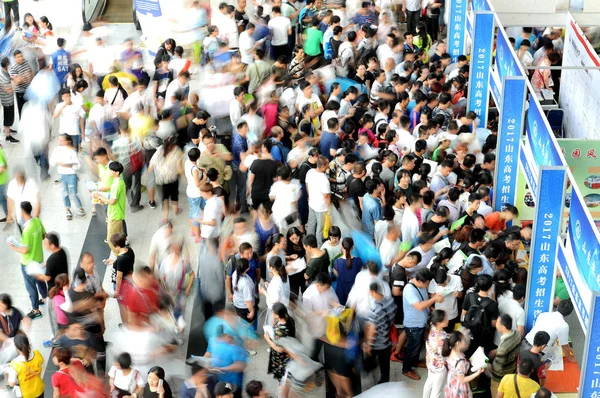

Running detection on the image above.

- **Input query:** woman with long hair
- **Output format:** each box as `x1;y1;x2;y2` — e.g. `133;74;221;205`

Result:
286;227;306;300
332;238;363;305
154;38;176;66
414;22;432;62
443;331;485;397
423;310;448;398
48;273;70;331
66;63;92;91
232;258;256;325
265;302;296;381
261;256;291;325
460;256;483;297
7;335;44;398
38;16;54;38
265;233;287;281
149;135;184;222
429;248;453;270
22;13;39;43
493;269;512;302
254;203;279;257
142;366;173;398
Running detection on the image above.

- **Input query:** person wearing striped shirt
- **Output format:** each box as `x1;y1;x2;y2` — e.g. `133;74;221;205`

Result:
369;69;394;106
8;50;33;120
0;57;18;143
365;281;396;384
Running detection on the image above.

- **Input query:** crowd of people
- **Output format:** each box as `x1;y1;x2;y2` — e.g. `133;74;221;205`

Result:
0;0;577;397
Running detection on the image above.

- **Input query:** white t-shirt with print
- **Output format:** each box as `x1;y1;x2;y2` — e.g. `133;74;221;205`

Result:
201;196;224;238
108;366;145;393
428;274;463;319
305;168;330;212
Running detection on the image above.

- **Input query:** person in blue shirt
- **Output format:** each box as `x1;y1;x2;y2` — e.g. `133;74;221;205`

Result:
51;38;71;86
351;2;377;26
401;269;444;380
319;118;340;161
205;326;247;388
231;121;249;211
270;126;287;164
361;178;383;238
179;364;217;398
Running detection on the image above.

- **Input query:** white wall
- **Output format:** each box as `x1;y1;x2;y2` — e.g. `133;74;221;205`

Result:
490;0;558;14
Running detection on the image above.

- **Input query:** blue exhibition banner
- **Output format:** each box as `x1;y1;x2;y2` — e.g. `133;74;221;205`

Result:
489;29;524;106
468;12;494;126
568;189;600;292
525;167;566;331
557;243;590;330
519;143;538;195
134;0;162;17
526;96;564;168
494;77;526;211
581;294;600;397
448;0;467;62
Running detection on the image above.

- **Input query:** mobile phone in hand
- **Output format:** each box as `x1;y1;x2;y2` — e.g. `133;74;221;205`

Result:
158;379;163;389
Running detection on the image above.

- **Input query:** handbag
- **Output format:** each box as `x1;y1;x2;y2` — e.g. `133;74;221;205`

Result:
128;142;144;173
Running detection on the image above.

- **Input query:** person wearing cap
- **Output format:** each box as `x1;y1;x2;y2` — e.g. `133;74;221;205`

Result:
431;131;456;162
523;300;576;362
214;381;237;398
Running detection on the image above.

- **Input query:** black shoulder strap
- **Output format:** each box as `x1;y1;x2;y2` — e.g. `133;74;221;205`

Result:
513;374;522;398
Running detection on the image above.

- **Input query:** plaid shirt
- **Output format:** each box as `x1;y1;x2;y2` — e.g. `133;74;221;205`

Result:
328;158;351;196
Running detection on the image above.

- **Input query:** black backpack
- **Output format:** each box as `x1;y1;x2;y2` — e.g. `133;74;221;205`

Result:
463;294;493;334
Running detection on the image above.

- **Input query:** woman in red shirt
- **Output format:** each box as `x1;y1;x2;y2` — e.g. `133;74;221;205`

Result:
52;348;83;397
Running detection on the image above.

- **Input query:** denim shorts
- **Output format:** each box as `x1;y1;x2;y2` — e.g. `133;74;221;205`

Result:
188;196;203;225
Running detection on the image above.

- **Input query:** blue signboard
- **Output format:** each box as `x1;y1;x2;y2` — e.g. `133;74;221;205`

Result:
581;294;600;397
519;145;538;195
494;77;526;211
134;0;162;17
525;167;565;331
568;189;600;292
468;12;494;126
448;0;467;62
496;29;524;81
525;96;564;168
472;0;492;11
557;243;590;330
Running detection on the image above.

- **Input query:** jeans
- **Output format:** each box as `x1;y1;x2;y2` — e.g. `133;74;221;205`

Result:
0;183;7;217
365;345;392;383
123;168;142;207
403;326;425;373
423;368;447;398
34;149;50;181
61;174;82;209
70;134;81;153
20;264;48;311
306;207;327;246
406;10;421;35
229;165;247;212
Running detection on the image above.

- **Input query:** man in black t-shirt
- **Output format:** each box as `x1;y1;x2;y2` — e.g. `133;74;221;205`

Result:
461;274;499;358
519;331;550;385
248;140;279;209
346;161;367;214
187;110;210;146
390;251;421;328
235;0;250;32
39;232;68;290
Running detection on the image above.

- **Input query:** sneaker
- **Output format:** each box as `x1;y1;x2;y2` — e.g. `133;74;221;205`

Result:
43;340;53;347
0;218;6;222
5;135;19;143
148;200;156;209
66;209;73;220
130;205;144;213
54;178;60;184
402;370;421;381
246;350;257;356
76;208;86;218
27;310;43;320
103;239;108;244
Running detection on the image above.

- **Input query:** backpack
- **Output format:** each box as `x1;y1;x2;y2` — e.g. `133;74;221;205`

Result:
463;294;493;334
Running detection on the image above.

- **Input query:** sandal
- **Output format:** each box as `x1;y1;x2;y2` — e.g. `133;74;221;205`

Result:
66;209;73;220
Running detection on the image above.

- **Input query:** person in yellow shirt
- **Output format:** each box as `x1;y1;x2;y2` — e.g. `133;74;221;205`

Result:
497;357;540;398
128;103;155;143
7;335;44;398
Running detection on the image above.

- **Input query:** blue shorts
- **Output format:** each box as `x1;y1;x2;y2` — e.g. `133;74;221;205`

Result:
188;196;203;226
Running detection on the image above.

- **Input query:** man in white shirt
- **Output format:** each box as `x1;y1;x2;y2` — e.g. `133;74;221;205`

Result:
238;23;256;65
523;300;575;362
476;186;493;217
268;7;292;60
302;272;340;359
347;261;391;319
402;0;422;35
401;192;422;245
305;156;331;246
199;182;224;243
230;86;246;127
6;170;40;226
88;36;115;87
53;89;85;152
164;71;190;109
217;5;239;49
495;284;526;346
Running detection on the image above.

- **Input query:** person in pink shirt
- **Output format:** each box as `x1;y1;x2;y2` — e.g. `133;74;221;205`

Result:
49;274;70;330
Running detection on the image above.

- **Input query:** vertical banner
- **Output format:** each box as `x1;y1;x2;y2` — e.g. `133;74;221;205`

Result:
525;95;564;168
472;0;492;11
525;167;566;331
581;293;600;397
448;0;467;62
468;12;494;126
568;188;600;292
493;77;527;212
